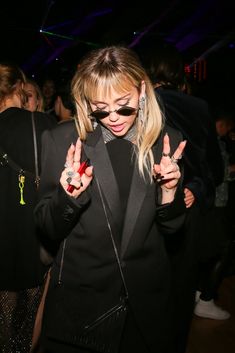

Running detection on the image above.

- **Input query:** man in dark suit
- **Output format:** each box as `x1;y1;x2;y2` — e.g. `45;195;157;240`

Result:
137;42;224;352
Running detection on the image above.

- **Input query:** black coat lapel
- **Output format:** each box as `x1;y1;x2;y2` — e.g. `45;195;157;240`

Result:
120;165;148;257
120;132;165;257
83;127;122;229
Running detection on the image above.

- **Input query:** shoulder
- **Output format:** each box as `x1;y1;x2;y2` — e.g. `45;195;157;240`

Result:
0;107;31;120
157;88;209;110
163;123;183;141
0;108;32;132
42;118;78;144
33;111;57;128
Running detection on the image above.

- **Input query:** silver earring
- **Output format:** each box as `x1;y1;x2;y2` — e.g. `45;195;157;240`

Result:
91;117;98;129
138;96;146;124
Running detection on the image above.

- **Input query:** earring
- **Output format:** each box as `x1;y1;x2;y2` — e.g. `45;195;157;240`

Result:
138;96;146;124
91;117;98;129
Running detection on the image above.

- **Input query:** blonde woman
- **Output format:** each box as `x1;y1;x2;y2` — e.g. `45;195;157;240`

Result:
24;78;45;112
35;46;186;353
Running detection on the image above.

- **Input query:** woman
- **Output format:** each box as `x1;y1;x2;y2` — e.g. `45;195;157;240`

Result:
41;78;57;117
24;78;45;112
0;62;56;352
34;46;186;353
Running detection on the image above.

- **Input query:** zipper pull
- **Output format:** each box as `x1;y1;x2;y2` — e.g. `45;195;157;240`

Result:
19;173;26;205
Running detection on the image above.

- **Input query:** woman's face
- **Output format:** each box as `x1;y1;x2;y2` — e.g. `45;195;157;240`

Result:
24;83;38;112
42;80;56;98
89;86;141;137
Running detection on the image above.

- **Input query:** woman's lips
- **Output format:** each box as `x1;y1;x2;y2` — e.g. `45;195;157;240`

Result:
109;124;125;132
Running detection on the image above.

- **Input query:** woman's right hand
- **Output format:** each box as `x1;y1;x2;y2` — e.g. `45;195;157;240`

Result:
60;138;93;198
184;187;195;208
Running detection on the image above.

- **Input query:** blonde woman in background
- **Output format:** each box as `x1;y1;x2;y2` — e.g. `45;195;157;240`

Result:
24;78;45;112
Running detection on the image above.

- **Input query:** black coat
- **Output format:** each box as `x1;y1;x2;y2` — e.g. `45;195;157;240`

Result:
154;88;225;352
35;121;186;353
0;108;56;290
156;88;224;209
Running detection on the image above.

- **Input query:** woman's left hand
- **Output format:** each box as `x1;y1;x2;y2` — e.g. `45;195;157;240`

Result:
153;133;187;193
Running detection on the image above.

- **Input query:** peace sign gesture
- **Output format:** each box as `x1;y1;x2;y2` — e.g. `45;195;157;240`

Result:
153;133;186;202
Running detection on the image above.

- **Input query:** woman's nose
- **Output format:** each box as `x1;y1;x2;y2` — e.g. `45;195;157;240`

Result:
108;111;119;121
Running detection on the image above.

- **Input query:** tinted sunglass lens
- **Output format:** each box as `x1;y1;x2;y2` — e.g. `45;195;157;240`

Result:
90;110;109;119
117;107;136;116
90;106;136;119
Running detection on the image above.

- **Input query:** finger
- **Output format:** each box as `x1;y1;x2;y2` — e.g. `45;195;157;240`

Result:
185;201;191;208
187;200;194;208
162;162;179;175
162;133;171;157
65;143;75;168
161;170;181;182
73;138;82;166
84;166;93;177
69;170;93;193
172;140;187;160
153;164;161;174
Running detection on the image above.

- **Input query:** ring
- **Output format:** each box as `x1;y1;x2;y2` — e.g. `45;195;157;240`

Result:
66;177;72;184
178;154;182;160
66;170;75;177
74;159;79;163
64;162;72;168
171;156;178;163
162;152;170;157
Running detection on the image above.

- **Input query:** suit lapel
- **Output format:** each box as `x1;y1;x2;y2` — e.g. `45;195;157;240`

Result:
83;127;122;230
120;165;148;257
120;136;164;257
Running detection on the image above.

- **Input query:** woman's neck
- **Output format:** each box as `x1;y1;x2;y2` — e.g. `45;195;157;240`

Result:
0;97;21;113
101;124;137;144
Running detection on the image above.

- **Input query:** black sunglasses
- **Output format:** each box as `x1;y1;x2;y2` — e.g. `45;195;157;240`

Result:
89;106;138;120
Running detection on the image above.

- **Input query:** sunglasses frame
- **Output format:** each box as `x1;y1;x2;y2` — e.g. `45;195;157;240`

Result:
89;106;138;120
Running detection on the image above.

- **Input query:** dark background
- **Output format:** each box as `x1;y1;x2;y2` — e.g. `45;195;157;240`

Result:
1;0;235;108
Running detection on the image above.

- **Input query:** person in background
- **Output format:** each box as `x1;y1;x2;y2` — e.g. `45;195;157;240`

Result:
0;62;56;353
54;80;76;122
194;113;235;319
24;78;58;124
41;77;57;118
34;45;187;353
24;78;45;112
136;41;224;351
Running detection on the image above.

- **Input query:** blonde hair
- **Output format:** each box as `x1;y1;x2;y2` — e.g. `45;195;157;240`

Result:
24;78;45;112
71;46;164;180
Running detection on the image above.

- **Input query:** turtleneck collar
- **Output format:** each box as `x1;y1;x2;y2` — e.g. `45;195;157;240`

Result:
101;124;137;144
